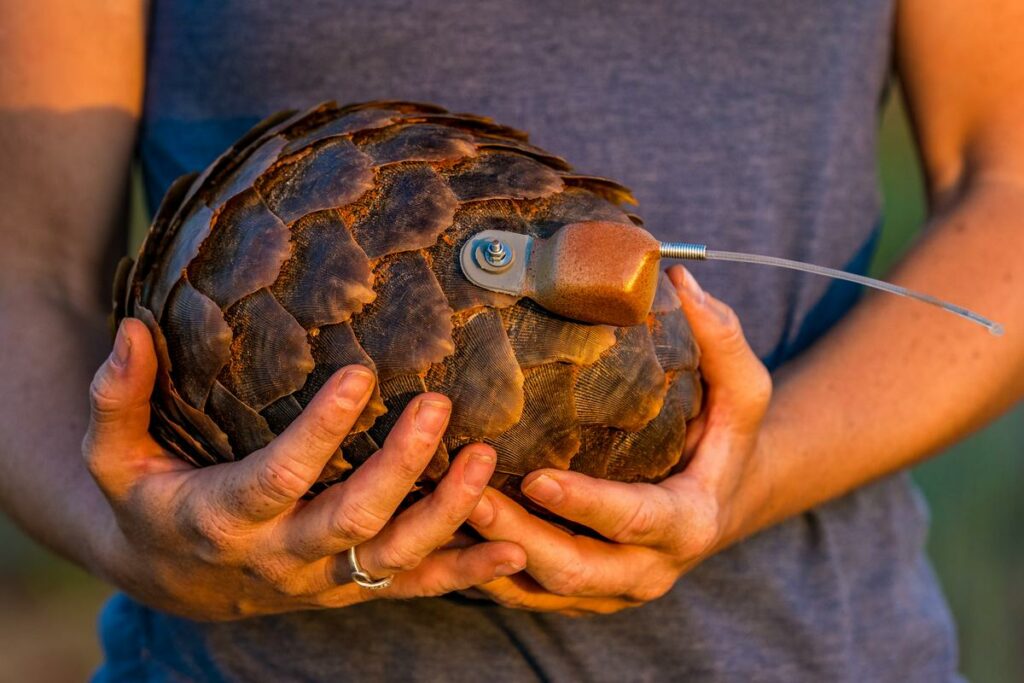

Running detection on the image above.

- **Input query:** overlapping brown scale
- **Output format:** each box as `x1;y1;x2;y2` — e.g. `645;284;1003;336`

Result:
367;374;448;482
527;188;633;238
209;135;288;208
260;394;304;434
566;427;612;479
499;300;616;368
283;108;401;155
134;172;197;314
320;452;354;484
673;370;704;421
426;310;524;439
135;304;233;463
341;431;380;469
187;190;292;310
255;137;374;224
263;101;338;140
488;364;580;475
349;165;458;259
650;272;681;313
473;136;571;172
219;289;314;410
151;405;210;468
427;202;528;311
351;252;454;378
206;381;277;458
649;308;700;372
149;203;215;320
560;174;638;206
224;109;303;159
185;108;301;210
163;278;233;408
362;124;478;166
415;113;529;141
573;324;667;431
341;100;448;116
572;372;697;482
446;152;564;202
270;209;375;328
293;322;386;432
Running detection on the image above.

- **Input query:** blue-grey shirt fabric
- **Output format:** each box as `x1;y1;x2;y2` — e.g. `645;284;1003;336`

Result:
96;1;962;681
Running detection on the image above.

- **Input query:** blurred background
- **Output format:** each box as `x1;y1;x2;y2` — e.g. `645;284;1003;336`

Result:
0;89;1021;681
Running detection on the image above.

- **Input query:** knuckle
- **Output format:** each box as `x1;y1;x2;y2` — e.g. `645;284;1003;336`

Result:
185;512;241;561
545;560;589;596
374;543;423;574
751;367;774;408
88;374;124;421
610;501;659;542
273;573;310;599
255;457;308;504
241;559;298;595
628;576;675;603
332;498;389;544
716;306;745;347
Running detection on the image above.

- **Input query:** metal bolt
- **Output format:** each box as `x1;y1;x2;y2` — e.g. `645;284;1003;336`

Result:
485;239;508;264
480;238;513;270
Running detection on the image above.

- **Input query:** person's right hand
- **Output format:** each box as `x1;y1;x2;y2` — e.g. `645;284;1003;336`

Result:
82;318;525;621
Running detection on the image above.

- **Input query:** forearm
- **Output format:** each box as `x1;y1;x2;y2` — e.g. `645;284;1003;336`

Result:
0;1;146;575
726;176;1024;545
0;280;119;574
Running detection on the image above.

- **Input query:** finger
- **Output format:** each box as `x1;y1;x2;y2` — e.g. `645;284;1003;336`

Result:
519;469;677;546
216;366;375;521
281;393;451;557
313;542;525;605
338;444;497;575
468;488;662;600
475;574;637;616
667;265;772;423
83;318;161;496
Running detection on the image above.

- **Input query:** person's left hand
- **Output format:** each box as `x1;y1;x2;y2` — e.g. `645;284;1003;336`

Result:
464;265;772;616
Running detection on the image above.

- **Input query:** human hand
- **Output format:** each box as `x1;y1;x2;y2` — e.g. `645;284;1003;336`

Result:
83;319;525;621
464;265;771;616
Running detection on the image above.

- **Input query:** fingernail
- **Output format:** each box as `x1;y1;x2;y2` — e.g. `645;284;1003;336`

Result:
111;322;132;370
680;269;706;306
415;399;450;436
337;368;373;406
494;560;525;577
468;494;495;526
523;474;563;506
464;450;495;494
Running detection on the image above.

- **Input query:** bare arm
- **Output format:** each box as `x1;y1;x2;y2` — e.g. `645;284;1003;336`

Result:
0;0;145;571
729;0;1024;540
461;0;1024;615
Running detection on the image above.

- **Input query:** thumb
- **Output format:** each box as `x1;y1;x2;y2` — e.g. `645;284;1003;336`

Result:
84;318;159;480
667;265;772;425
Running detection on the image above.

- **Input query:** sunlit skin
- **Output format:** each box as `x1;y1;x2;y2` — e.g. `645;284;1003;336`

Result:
1;0;1023;621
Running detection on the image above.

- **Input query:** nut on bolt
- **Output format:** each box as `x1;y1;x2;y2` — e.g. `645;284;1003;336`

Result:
477;237;514;272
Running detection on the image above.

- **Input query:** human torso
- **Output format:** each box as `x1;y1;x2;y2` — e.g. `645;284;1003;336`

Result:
101;1;961;680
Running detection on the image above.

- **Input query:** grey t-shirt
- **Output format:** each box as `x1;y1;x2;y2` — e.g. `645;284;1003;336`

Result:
96;1;961;680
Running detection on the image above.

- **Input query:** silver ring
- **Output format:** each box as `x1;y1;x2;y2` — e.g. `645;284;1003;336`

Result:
348;546;393;590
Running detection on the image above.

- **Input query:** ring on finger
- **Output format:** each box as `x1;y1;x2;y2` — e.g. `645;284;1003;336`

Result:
348;546;394;590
